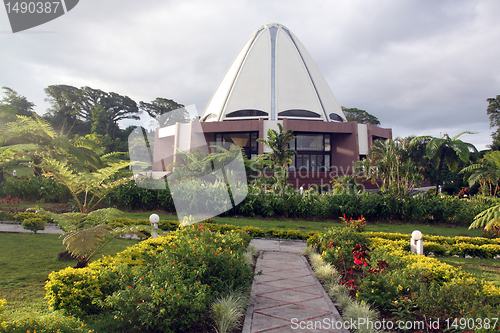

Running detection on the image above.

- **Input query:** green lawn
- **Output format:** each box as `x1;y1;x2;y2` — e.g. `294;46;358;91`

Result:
438;256;500;288
0;233;138;321
124;212;485;238
3;166;33;178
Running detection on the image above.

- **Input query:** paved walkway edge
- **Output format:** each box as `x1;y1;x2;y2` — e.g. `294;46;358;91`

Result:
242;249;348;333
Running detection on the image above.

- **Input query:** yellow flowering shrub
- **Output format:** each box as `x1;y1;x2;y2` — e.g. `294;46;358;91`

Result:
0;299;6;329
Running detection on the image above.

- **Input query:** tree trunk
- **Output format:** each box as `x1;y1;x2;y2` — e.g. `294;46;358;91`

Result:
435;150;446;197
74;257;89;268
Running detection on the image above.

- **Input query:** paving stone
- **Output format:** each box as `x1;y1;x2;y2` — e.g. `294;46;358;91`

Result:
243;238;347;333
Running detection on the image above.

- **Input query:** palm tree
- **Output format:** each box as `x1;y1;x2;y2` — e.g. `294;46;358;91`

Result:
256;123;295;191
410;132;477;196
461;151;500;196
355;138;422;196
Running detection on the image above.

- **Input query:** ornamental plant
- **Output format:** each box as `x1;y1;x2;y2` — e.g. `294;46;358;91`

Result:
46;226;253;332
340;214;366;232
21;217;46;233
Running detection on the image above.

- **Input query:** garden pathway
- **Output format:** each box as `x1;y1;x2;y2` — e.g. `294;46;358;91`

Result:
243;238;348;333
0;221;64;234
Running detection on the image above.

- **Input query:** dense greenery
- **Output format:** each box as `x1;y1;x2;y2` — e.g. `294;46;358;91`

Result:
308;226;500;325
44;226;253;332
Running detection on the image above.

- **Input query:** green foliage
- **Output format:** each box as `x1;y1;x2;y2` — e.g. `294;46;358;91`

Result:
470;203;500;231
14;212;52;224
341;107;380;125
0;175;70;202
0;299;5;329
310;226;500;321
21;217;46;233
308;227;369;270
0;210;14;221
0;312;94;333
461;150;500;196
411;132;477;196
45;266;110;317
356;138;422;196
211;290;249;333
45;227;253;332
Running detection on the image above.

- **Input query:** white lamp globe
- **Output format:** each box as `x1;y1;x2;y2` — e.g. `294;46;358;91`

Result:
412;230;423;240
149;214;160;224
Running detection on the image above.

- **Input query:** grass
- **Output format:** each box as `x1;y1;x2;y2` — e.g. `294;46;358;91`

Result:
3;166;33;178
438;256;500;288
0;233;138;321
123;212;486;238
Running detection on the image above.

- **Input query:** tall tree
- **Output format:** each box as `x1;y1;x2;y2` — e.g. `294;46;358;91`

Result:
410;132;477;196
139;98;187;127
0;87;35;124
43;84;90;135
487;95;500;147
257;123;295;192
44;85;141;138
342;107;380;125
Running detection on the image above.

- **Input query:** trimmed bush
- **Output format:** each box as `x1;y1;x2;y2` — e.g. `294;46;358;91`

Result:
0;211;14;221
14;212;53;224
21;217;46;233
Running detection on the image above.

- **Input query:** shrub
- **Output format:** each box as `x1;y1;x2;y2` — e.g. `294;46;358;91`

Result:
0;175;69;202
102;227;252;332
0;299;5;329
307;227;369;271
0;210;14;221
45;227;253;332
21;217;46;233
14;212;52;224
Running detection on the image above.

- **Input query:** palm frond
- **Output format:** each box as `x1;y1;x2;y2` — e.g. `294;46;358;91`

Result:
470;204;500;230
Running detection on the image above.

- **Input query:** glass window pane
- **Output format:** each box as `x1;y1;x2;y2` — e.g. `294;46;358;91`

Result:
325;135;330;151
310;155;317;171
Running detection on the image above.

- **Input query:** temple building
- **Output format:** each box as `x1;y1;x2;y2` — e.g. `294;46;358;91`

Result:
152;23;391;188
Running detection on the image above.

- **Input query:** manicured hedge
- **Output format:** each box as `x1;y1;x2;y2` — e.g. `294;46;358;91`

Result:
107;181;498;226
365;232;500;258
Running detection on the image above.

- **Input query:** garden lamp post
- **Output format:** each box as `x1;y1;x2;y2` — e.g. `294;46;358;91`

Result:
149;213;160;239
411;230;423;255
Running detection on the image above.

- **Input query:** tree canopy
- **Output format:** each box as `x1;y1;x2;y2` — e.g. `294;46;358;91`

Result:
0;87;35;125
341;107;380;125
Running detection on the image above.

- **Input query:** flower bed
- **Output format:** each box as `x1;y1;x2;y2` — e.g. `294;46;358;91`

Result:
308;227;500;329
366;232;500;259
42;225;253;332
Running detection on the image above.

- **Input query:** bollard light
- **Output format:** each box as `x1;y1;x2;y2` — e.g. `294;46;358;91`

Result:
411;230;422;240
411;230;424;255
149;214;160;238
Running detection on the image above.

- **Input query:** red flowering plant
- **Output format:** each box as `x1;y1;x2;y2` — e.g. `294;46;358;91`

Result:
352;244;371;266
340;214;366;232
0;195;21;209
482;226;500;239
458;188;470;199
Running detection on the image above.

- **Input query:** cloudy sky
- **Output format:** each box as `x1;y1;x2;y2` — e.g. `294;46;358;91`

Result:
1;0;499;150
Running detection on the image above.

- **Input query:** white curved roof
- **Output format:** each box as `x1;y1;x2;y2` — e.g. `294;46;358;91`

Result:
202;23;347;123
